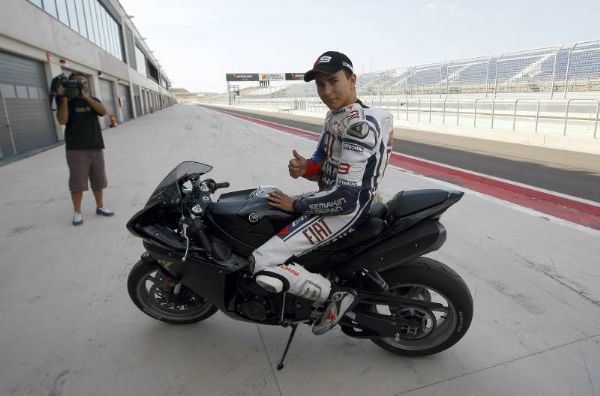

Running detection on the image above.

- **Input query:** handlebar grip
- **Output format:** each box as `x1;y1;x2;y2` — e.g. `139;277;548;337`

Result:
215;182;230;189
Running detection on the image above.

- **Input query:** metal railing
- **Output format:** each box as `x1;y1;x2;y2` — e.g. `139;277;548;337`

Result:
220;96;600;139
391;97;599;138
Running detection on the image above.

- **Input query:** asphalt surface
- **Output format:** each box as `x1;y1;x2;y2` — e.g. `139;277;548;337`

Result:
1;104;599;396
206;106;600;203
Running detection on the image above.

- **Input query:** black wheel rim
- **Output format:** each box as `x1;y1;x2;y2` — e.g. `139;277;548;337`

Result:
373;283;457;351
136;268;214;321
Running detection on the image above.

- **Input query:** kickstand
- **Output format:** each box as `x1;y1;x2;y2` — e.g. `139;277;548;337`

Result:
276;324;298;370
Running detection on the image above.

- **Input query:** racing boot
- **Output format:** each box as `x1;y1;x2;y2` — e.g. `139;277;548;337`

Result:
312;286;358;335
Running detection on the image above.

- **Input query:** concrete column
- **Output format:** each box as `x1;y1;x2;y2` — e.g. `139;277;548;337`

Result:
111;79;122;124
45;61;66;141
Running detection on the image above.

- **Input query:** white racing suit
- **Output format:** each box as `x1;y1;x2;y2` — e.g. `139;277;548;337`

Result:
252;100;394;304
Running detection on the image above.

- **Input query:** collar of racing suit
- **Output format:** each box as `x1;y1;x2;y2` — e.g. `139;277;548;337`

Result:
328;99;368;116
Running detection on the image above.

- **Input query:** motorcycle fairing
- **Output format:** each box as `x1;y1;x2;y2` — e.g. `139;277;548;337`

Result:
141;245;315;324
207;189;297;256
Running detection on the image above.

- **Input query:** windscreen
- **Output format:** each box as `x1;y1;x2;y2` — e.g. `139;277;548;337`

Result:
145;161;213;207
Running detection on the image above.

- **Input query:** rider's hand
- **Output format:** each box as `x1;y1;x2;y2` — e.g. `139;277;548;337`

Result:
56;84;65;97
288;150;308;179
267;190;296;213
81;83;90;99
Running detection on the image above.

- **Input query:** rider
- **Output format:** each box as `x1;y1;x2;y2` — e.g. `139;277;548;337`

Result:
251;51;394;335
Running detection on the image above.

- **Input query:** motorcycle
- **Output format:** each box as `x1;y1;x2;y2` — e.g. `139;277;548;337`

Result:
126;161;473;369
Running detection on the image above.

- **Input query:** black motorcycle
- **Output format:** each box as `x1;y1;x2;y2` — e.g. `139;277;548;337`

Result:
126;161;473;369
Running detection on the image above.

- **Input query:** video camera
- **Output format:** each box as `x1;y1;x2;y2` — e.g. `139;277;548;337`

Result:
62;79;84;99
49;73;84;109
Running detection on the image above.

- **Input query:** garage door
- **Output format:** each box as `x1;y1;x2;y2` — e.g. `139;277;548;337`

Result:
117;83;132;122
132;84;142;117
0;51;56;160
98;78;116;129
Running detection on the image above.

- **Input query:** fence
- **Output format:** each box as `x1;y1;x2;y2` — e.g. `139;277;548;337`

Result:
211;96;600;139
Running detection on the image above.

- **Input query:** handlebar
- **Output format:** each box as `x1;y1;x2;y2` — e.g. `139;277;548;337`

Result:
205;179;229;192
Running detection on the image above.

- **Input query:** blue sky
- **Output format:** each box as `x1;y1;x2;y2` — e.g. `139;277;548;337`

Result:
120;0;600;93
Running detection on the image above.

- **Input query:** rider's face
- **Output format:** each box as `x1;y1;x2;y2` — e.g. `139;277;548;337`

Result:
315;70;357;110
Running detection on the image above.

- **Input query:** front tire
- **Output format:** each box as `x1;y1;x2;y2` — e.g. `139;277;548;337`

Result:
127;259;218;324
370;257;473;356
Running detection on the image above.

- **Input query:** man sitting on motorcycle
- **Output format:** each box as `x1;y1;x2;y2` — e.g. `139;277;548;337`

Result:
251;51;394;335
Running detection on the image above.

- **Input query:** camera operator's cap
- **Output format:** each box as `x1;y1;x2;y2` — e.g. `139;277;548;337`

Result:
304;51;354;82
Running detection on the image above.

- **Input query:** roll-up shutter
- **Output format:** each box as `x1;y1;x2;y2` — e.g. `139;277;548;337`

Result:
0;51;56;159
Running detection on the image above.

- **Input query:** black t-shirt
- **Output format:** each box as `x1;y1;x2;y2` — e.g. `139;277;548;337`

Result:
64;97;105;150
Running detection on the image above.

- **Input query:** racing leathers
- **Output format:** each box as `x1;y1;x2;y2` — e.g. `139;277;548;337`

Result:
252;100;394;305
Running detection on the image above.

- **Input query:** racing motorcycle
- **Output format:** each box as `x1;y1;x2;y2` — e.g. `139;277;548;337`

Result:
126;161;473;369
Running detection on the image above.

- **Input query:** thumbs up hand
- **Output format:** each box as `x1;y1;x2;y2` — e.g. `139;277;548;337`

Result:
288;149;308;179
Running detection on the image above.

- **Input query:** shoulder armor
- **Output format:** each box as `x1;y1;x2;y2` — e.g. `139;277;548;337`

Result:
347;121;370;139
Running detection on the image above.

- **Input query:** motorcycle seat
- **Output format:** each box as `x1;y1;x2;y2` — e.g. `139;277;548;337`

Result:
387;189;449;218
299;203;388;268
331;217;386;251
326;203;388;251
368;202;388;219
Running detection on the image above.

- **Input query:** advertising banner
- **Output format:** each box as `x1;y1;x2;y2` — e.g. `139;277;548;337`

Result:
226;73;306;82
259;73;285;81
226;73;259;81
285;73;305;81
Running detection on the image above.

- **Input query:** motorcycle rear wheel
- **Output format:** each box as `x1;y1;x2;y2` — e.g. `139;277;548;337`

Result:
127;259;218;324
370;257;473;356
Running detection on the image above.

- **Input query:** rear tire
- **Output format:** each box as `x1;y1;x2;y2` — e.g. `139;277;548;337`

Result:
127;259;218;324
370;257;473;356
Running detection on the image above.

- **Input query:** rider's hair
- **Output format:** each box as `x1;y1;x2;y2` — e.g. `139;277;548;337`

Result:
69;72;87;80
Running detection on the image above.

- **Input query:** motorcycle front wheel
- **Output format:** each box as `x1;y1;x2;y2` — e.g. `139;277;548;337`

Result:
127;259;218;324
370;257;473;356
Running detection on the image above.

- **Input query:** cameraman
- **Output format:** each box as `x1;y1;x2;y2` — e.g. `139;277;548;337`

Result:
56;72;113;226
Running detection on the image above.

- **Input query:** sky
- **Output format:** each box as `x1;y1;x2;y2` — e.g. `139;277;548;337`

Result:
119;0;600;93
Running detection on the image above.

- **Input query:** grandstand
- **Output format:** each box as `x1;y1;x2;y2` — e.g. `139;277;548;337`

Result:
238;40;600;99
201;40;600;144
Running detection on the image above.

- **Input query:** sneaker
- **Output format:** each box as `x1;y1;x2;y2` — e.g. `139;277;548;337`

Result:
72;212;83;226
312;287;358;335
96;207;114;217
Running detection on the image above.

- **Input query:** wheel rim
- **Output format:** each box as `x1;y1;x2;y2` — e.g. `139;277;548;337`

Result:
373;283;457;351
136;267;214;321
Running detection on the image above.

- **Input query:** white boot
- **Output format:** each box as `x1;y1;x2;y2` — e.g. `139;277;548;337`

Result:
255;263;331;303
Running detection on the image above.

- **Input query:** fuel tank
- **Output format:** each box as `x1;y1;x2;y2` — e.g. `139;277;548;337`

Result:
208;187;298;254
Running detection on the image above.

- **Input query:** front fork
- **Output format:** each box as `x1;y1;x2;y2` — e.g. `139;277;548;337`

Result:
142;252;186;304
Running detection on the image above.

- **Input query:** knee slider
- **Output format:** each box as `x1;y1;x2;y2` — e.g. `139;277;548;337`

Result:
255;271;290;294
251;250;273;274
